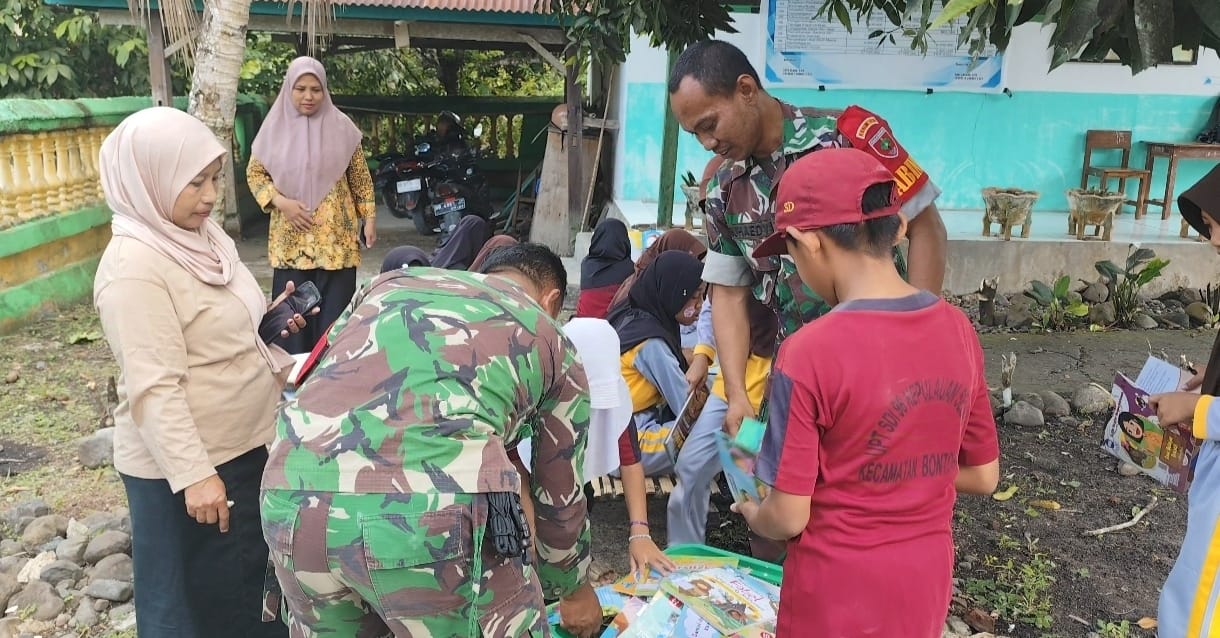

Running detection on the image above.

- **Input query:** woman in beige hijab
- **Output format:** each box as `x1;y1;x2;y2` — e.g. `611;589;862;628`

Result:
94;107;306;638
248;56;376;354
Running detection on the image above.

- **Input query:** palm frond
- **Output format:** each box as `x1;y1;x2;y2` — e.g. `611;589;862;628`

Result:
126;0;199;63
285;0;337;56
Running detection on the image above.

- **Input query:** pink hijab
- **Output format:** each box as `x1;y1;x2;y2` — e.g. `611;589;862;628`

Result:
250;56;363;211
99;107;283;371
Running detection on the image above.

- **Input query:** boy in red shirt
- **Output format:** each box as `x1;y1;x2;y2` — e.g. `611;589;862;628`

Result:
732;148;1000;637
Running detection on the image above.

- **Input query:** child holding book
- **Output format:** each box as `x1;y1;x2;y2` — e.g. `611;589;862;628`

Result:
1148;165;1220;638
730;148;1000;636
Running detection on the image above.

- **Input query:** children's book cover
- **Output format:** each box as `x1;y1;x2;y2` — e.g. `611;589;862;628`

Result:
717;431;769;504
610;556;739;597
1101;356;1200;493
600;598;647;638
660;567;780;635
617;592;684;638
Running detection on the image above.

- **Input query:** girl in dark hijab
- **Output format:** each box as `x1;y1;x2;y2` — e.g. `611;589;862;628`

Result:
379;246;431;273
575;218;635;318
606;250;705;581
609;228;708;309
468;235;518;273
430;216;492;270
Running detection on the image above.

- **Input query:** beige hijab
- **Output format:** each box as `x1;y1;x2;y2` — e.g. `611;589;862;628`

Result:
250;56;363;211
99;107;284;372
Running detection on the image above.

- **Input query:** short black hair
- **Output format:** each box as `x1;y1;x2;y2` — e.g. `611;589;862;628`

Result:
816;182;903;257
668;40;762;97
478;242;568;306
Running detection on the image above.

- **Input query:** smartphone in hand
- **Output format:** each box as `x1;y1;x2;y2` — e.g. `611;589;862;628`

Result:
258;281;323;344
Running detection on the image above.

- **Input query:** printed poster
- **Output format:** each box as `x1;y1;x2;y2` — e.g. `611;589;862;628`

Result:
1101;356;1200;493
761;0;1006;92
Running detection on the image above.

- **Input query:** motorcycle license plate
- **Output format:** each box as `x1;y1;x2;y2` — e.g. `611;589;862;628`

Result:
434;198;466;215
396;178;422;194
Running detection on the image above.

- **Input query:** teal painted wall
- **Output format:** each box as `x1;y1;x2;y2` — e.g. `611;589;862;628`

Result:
619;82;1216;213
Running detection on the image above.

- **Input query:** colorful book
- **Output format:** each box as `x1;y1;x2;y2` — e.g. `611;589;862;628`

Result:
660;567;781;635
610;555;739;597
717;431;768;504
618;592;684;638
1101;356;1200;493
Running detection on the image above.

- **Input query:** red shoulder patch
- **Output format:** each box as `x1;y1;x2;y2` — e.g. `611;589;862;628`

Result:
835;105;929;202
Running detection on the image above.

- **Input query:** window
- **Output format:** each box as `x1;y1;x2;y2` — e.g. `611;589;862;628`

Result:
1072;46;1199;66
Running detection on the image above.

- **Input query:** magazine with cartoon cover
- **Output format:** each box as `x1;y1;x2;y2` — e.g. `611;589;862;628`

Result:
610;555;739;597
1101;356;1200;493
717;431;770;505
660;567;781;635
664;382;711;466
617;591;684;638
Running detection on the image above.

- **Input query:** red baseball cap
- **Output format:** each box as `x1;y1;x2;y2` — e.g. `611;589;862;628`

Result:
752;148;900;259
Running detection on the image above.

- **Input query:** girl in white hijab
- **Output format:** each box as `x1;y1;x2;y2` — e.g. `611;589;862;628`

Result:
94;107;305;638
248;56;377;354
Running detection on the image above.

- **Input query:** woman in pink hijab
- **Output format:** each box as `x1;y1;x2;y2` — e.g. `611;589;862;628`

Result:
95;107;307;638
248;56;376;354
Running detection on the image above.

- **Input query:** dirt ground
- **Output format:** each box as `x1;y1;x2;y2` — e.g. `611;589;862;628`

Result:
2;221;1212;637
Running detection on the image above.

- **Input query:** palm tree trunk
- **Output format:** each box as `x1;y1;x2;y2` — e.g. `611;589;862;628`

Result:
186;0;253;233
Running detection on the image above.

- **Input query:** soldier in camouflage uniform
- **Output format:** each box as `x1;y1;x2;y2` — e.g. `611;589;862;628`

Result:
668;40;949;435
260;243;603;638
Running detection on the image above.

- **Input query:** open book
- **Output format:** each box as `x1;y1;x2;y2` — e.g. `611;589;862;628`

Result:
1101;356;1200;492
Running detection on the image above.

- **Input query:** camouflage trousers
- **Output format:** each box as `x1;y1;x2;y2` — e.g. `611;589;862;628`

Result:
260;490;548;638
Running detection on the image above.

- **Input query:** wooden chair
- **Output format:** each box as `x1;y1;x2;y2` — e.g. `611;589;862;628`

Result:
1081;130;1152;218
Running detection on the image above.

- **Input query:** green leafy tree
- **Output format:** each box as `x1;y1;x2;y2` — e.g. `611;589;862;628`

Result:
0;0;182;98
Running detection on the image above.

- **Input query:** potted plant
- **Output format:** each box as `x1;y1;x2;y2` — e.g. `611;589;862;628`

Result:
981;187;1039;240
680;170;701;230
1066;187;1124;241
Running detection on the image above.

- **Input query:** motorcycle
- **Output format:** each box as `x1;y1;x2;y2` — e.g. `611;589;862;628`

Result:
414;142;501;242
372;148;431;229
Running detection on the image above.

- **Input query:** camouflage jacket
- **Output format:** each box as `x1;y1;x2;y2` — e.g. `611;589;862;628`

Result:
262;268;592;597
702;102;940;341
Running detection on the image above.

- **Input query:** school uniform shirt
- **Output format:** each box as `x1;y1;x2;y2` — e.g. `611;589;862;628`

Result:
247;147;376;271
618;338;690;475
1159;398;1220;637
756;292;999;637
691;298;772;411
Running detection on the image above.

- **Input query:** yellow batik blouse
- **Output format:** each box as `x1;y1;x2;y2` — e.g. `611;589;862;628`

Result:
247;146;376;271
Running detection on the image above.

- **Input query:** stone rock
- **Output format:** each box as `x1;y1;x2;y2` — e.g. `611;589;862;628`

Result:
1165;287;1204;305
1088;301;1116;326
75;428;114;469
0;540;24;558
1134;313;1159;329
1187;301;1214;327
71;598;98;629
108;601;135;621
1060;416;1080;428
988;393;1002;416
1038;391;1071;417
54;611;70;627
0;557;28;579
0;500;49;533
10;581;64;621
1006;304;1034;329
992;311;1008;328
1118;461;1143;476
92;598;109;612
83;531;130;565
85;578;132;603
37;538;62;555
90;554;132;583
1072;385;1114;414
82;510;129;536
964;607;997;633
54;536;87;565
1016;392;1045;412
1161;308;1191;329
1083;282;1110;303
1066;290;1084;305
38;560;82;586
64;520;87;540
20;515;66;550
53;580;71;598
1004;401;1045;427
947;616;972;636
16;551;54;584
0;574;19;610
